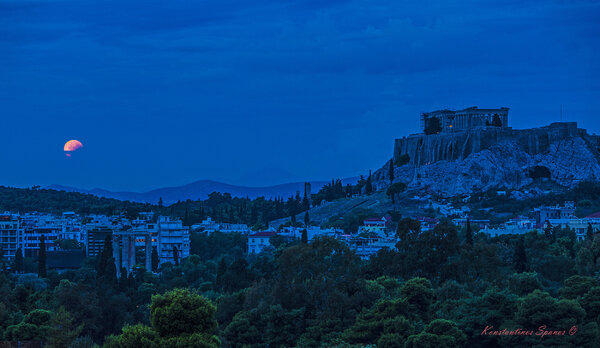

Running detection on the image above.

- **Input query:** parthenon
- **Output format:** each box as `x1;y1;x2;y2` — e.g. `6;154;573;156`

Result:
421;106;509;134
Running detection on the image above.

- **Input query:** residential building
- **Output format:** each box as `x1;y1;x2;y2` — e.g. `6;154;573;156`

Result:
348;235;397;259
544;217;600;241
0;213;21;263
279;226;343;241
534;202;576;227
415;216;439;231
192;217;250;235
452;218;491;229
21;225;61;258
248;231;278;254
86;226;114;257
157;216;190;265
358;216;392;236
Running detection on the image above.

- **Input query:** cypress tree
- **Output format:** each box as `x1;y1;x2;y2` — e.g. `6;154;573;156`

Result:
465;218;473;246
0;245;5;272
216;257;227;291
587;223;594;240
388;159;395;184
514;236;527;273
301;229;308;244
366;170;373;194
14;247;24;273
228;207;234;223
38;234;47;278
544;221;553;241
173;246;179;266
304;211;310;227
128;272;136;288
97;234;115;279
302;194;310;211
151;246;159;272
119;268;128;290
183;208;190;226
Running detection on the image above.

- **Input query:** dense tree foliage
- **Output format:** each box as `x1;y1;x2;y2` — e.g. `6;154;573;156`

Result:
2;225;600;346
105;288;219;347
0;186;152;217
387;182;407;204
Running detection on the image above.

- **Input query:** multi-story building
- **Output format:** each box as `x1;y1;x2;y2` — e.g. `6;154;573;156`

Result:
534;202;576;227
0;213;21;263
248;231;278;254
157;216;190;264
452;218;491;230
15;212;86;257
21;225;61;257
358;216;393;236
61;223;84;244
86;226;114;257
191;217;219;232
543;217;600;241
131;213;158;248
350;237;398;260
278;226;343;241
191;217;251;235
415;216;439;231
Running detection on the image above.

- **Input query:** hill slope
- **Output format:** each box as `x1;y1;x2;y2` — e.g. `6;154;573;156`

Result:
48;178;358;205
374;122;600;196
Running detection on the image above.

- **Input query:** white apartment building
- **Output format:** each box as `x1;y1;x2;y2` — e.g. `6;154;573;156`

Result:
157;216;190;264
248;231;278;254
0;213;21;262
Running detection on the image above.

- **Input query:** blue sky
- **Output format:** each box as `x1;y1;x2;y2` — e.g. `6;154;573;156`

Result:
1;0;599;191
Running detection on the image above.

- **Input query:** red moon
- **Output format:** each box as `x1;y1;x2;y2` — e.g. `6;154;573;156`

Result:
64;140;83;153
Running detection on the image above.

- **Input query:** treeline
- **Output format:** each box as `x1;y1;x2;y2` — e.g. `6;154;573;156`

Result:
163;175;378;228
0;186;153;217
0;187;306;228
162;192;305;229
310;174;374;205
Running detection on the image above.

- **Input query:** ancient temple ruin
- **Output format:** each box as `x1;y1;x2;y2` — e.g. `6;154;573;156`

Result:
421;106;509;134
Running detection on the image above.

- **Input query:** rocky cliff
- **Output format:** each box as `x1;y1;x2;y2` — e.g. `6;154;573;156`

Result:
374;122;600;196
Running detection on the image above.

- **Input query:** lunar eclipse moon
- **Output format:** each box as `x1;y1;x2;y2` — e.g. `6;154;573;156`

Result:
64;140;83;157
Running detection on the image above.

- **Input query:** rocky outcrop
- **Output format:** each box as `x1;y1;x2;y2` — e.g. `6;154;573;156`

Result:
374;122;600;196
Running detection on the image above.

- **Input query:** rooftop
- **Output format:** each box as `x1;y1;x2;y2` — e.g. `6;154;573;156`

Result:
249;231;278;238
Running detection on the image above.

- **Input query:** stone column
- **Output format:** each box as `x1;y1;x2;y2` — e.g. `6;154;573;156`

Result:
113;235;121;279
145;234;152;271
128;235;136;271
122;236;130;273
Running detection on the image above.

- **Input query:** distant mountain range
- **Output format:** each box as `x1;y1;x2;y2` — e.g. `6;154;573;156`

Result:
47;178;358;205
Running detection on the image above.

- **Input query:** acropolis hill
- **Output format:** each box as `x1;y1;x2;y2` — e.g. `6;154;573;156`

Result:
373;107;600;196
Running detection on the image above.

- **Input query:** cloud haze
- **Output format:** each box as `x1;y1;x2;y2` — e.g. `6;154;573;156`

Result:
1;0;598;191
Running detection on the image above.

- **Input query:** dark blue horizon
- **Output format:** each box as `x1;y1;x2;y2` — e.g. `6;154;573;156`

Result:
1;0;599;191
